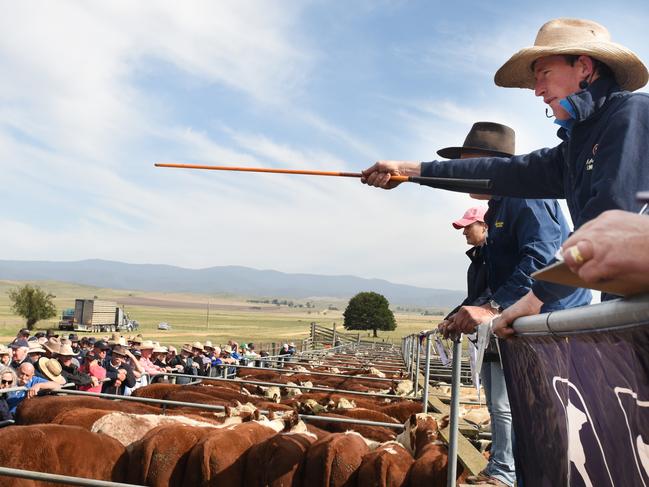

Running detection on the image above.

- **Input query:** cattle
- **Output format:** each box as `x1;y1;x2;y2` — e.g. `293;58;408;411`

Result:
396;414;467;486
15;395;161;424
0;424;127;485
302;431;370;487
356;441;414;487
316;412;397;442
184;414;306;485
379;401;424;423
52;407;117;429
243;431;318;486
127;424;216;487
90;411;223;446
131;382;183;398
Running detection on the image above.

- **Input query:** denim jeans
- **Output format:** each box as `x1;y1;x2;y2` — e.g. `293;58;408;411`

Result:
482;360;516;486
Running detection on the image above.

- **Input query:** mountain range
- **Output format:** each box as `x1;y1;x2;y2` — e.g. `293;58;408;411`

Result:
0;259;463;307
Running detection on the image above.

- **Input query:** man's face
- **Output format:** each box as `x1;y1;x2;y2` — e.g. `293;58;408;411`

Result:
463;221;487;246
12;347;26;362
17;367;33;386
111;354;124;366
534;55;591;120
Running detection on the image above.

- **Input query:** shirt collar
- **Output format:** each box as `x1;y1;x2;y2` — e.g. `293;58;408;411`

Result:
554;76;619;139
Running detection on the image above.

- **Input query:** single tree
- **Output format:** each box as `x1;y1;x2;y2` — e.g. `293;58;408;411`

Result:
8;284;57;330
343;291;396;337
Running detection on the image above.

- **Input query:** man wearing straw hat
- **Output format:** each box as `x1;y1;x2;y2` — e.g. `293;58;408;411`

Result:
362;18;649;334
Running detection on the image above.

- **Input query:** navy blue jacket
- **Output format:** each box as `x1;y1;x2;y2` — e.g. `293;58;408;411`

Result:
419;76;649;301
484;197;591;311
445;245;490;319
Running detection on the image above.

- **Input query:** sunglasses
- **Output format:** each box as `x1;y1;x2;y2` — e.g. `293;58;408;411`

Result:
1;380;13;385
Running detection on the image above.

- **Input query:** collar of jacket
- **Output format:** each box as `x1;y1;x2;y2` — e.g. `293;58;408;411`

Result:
466;244;484;261
556;76;620;140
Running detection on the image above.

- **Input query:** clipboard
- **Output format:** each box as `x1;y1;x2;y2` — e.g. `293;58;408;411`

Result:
532;260;649;296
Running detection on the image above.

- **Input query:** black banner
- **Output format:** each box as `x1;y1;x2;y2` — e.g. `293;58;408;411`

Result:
501;324;649;486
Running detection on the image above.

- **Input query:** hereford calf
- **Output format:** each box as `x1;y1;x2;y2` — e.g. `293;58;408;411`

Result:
0;424;127;485
244;431;318;486
128;424;215;487
15;395;160;424
357;441;414;487
316;412;397;442
90;411;223;446
184;414;306;485
397;414;466;486
303;431;370;487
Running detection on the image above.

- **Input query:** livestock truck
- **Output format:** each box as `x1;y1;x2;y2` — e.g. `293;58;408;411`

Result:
58;299;139;333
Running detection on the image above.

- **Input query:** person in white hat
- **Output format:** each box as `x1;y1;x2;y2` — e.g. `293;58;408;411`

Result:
361;18;649;334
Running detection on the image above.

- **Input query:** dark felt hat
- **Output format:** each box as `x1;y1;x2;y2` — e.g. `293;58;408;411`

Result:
437;122;515;159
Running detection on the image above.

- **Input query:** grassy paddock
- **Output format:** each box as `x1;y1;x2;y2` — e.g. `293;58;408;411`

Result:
0;280;445;348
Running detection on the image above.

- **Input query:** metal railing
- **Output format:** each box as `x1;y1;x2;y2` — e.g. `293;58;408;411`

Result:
0;466;144;486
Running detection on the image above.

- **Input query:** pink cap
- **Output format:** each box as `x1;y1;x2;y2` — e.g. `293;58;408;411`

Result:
452;206;487;229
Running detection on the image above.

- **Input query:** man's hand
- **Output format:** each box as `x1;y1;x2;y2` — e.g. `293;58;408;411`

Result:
437;318;455;339
561;209;649;285
27;384;41;398
492;291;543;339
361;160;420;189
448;306;497;335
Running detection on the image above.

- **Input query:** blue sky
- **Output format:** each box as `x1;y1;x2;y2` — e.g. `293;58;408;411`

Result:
1;1;648;291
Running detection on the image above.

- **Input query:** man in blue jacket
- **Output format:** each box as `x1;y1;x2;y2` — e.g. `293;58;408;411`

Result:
361;18;649;336
437;122;590;486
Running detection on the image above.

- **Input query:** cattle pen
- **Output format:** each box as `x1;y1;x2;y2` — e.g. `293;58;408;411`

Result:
8;294;645;487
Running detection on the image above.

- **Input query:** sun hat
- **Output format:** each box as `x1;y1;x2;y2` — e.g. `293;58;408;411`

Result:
437;122;515;160
38;357;66;385
181;344;193;354
0;344;10;355
27;342;46;354
111;345;128;357
494;18;648;92
152;346;168;353
452;206;488;229
203;341;214;350
56;343;76;357
192;341;204;352
43;337;61;354
139;340;155;350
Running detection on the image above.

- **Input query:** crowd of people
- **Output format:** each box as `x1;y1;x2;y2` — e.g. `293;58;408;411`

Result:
0;327;298;421
362;17;649;487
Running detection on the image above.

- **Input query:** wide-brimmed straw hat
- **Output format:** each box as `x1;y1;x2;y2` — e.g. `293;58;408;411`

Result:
203;340;214;350
437;122;515;159
192;341;204;352
495;18;648;92
138;340;155;350
152;346;168;354
38;357;66;385
27;342;46;354
56;343;76;357
43;337;61;354
181;344;193;354
0;344;10;355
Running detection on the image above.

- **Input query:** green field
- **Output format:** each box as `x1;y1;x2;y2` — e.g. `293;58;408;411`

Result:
0;280;445;349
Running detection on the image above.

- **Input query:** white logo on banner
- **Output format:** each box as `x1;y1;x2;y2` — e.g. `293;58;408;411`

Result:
553;377;615;486
614;387;649;484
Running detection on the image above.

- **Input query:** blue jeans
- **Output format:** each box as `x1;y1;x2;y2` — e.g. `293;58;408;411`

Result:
482;360;516;486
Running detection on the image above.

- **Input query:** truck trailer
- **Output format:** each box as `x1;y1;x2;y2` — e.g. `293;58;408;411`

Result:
58;299;138;333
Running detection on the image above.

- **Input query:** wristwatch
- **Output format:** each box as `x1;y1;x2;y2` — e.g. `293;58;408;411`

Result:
489;299;503;313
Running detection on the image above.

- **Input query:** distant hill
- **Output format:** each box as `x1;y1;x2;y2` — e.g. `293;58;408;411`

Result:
0;259;463;307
